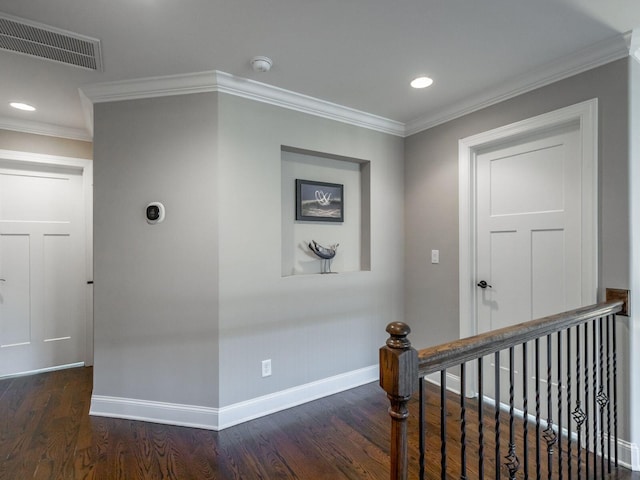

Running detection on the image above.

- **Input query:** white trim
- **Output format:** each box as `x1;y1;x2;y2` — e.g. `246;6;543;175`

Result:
90;365;378;431
0;149;92;170
90;395;220;430
3;32;631;142
0;149;94;367
617;439;639;471
79;71;405;137
0;116;92;141
0;362;84;380
629;49;640;472
423;371;461;396
406;32;629;136
458;99;598;360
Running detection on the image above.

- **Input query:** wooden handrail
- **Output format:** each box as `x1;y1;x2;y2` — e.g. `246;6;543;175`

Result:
418;300;624;376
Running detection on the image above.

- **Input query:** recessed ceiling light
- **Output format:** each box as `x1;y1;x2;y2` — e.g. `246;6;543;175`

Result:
410;76;434;89
10;102;36;111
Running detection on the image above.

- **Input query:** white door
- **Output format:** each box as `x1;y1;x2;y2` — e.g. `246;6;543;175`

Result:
0;163;86;377
474;123;594;412
459;99;597;420
476;125;583;335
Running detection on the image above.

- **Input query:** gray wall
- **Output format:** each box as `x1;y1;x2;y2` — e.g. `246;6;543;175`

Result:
92;93;220;406
405;58;629;350
0;129;92;159
217;94;404;406
92;91;404;409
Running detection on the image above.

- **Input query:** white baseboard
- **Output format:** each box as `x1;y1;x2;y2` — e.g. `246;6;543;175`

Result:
0;362;84;380
424;371;461;395
90;364;379;431
617;438;639;470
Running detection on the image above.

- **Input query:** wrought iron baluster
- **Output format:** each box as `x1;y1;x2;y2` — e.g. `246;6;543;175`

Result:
535;338;541;480
606;315;612;473
522;342;529;480
419;376;425;480
557;331;563;480
613;313;619;468
567;328;572;480
543;334;557;480
573;325;586;480
460;363;467;480
479;357;485;480
592;319;598;477
441;369;447;480
585;322;591;480
495;351;501;480
505;347;519;479
598;317;607;479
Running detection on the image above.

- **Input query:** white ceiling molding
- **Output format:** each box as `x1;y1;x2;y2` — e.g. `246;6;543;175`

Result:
79;71;219;104
0;115;92;141
79;30;632;139
405;31;631;136
214;71;405;136
80;70;405;137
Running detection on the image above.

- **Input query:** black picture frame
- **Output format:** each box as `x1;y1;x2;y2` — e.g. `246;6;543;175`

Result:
296;179;344;222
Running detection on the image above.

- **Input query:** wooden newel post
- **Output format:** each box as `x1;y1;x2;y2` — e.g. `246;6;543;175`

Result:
380;322;418;480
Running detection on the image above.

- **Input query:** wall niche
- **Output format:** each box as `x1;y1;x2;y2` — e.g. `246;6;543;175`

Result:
281;146;371;277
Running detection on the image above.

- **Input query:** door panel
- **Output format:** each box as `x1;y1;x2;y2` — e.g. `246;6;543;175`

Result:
531;229;566;318
0;166;86;377
477;128;582;334
476;126;583;409
43;233;82;342
0;234;30;347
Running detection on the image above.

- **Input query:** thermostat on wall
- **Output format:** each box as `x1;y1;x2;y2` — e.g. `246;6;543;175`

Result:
146;202;165;224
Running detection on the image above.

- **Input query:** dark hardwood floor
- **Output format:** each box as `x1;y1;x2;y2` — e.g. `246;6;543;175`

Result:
0;367;637;479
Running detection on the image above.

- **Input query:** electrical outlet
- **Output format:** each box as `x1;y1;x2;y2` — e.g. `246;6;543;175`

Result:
262;359;272;377
431;249;440;264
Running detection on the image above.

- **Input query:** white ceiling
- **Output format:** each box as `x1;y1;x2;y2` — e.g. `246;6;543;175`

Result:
0;0;639;140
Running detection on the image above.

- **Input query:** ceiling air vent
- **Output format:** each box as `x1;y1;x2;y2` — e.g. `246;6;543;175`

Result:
0;12;103;71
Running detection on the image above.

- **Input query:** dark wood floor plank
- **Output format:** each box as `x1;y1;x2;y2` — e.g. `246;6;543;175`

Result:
0;366;638;480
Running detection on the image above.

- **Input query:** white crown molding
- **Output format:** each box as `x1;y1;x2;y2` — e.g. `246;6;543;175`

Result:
0;116;92;141
80;71;405;137
405;31;631;136
79;71;219;104
90;364;378;431
79;30;632;139
213;71;405;136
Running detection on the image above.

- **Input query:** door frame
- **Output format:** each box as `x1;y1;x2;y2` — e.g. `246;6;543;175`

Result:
458;99;598;354
0;149;93;368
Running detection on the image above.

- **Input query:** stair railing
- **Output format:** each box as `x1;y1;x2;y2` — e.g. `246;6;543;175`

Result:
380;300;624;480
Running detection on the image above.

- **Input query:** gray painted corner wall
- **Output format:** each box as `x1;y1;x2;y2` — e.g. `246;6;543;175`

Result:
92;93;219;407
404;58;629;351
216;94;404;406
0;129;93;159
92;91;404;410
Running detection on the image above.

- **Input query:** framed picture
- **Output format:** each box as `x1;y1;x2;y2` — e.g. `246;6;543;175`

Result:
296;179;344;222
